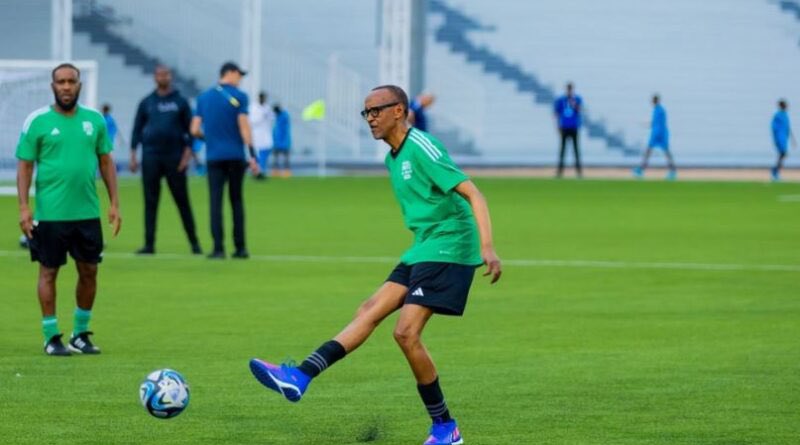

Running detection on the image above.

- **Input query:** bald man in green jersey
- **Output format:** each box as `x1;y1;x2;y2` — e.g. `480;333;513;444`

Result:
250;85;501;445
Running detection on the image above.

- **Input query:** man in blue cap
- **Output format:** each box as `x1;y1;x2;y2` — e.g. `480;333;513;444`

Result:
191;62;260;259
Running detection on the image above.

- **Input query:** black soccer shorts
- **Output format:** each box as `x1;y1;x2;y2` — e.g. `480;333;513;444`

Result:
28;218;104;268
386;262;477;316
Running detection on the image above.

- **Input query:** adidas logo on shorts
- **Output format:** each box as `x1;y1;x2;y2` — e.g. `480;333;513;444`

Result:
411;288;425;297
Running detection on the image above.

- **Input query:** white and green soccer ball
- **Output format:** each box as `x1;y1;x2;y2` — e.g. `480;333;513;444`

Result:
139;369;190;419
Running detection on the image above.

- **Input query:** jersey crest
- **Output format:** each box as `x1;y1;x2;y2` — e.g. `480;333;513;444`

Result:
82;121;94;136
401;160;413;180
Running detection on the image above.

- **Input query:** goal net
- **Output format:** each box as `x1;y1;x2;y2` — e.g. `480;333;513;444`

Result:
0;60;98;171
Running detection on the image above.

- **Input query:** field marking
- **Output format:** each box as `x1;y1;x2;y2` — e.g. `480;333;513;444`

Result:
778;194;800;202
1;250;798;272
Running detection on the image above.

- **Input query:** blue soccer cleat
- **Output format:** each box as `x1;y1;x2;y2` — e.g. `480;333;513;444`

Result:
770;167;780;182
665;169;677;181
249;359;310;402
424;419;463;445
632;166;644;179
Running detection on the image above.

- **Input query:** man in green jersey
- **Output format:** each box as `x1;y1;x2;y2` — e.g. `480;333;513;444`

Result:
17;63;121;356
250;85;501;445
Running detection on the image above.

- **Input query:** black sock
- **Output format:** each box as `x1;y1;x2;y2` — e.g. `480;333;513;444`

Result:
297;340;346;378
417;377;452;423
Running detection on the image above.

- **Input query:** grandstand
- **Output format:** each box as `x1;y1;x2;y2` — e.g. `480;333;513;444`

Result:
1;0;799;170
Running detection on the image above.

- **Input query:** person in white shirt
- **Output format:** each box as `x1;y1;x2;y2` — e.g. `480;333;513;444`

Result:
249;91;275;180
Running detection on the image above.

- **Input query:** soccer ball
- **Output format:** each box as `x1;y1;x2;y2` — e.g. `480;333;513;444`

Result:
139;369;190;419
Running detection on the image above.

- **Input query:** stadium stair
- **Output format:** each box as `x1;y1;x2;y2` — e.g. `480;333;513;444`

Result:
777;0;800;20
428;0;638;156
72;3;201;96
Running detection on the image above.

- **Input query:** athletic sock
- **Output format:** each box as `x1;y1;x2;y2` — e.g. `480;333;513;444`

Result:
73;307;92;336
42;316;59;342
297;340;346;378
417;377;452;423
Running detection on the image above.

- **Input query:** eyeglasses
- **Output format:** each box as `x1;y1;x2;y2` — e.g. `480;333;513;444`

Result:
360;102;400;119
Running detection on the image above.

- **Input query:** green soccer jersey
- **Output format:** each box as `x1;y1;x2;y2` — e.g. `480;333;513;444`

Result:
385;128;482;266
16;105;113;221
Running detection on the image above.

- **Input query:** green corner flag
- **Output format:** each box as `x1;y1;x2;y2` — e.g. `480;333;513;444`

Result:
302;99;326;121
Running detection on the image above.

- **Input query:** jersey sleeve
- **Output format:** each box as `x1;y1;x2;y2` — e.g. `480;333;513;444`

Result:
15;118;40;161
195;93;207;119
411;135;469;193
96;116;113;155
239;92;249;114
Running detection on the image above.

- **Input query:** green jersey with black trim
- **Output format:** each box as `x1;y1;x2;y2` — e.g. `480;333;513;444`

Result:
384;128;482;266
16;105;113;221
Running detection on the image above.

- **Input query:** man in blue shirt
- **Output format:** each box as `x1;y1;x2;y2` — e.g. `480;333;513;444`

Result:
191;62;260;259
771;99;796;181
554;82;583;178
633;95;677;180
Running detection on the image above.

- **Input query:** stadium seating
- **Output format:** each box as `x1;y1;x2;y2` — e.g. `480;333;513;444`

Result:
2;0;800;167
428;0;800;166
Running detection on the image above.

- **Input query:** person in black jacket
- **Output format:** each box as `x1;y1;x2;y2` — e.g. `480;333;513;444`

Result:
130;65;201;255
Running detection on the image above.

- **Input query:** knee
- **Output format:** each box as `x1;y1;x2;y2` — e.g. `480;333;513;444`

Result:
39;268;58;284
77;264;98;280
393;325;420;350
355;297;377;319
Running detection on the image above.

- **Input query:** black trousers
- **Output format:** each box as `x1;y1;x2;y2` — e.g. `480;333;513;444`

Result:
141;155;199;248
557;128;582;176
207;160;248;253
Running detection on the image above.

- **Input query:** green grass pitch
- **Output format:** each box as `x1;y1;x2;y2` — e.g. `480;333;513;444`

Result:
0;176;798;444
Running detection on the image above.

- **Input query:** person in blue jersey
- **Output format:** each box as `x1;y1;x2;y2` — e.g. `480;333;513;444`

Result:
191;62;260;259
554;82;583;178
408;93;435;132
130;65;201;255
770;99;796;181
633;95;677;180
101;103;124;149
271;103;292;177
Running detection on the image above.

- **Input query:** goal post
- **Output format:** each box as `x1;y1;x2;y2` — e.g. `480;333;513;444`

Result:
0;59;98;170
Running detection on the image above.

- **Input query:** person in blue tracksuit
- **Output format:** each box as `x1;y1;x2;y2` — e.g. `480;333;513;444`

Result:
271;103;292;177
770;99;796;181
633;95;676;180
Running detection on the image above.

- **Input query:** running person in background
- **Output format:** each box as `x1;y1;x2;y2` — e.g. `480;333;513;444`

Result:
249;91;274;180
633;94;676;180
249;85;502;445
16;63;121;356
271;103;292;177
770;99;796;181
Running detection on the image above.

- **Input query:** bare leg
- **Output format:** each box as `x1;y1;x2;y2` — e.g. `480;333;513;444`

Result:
333;281;407;353
75;261;98;310
393;303;437;384
37;265;59;316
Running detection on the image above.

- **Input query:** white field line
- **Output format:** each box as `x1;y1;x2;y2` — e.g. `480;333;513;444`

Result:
778;195;800;202
1;250;798;272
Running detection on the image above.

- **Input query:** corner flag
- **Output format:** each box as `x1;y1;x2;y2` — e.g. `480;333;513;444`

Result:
302;99;326;121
